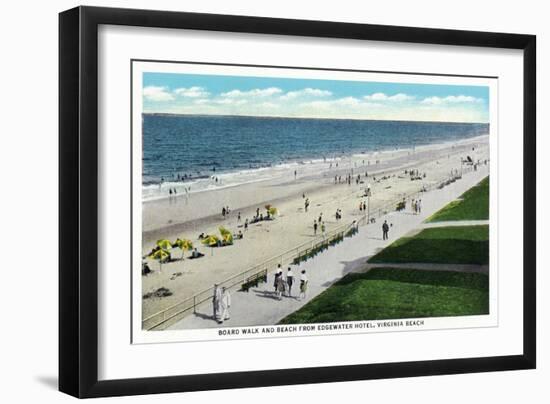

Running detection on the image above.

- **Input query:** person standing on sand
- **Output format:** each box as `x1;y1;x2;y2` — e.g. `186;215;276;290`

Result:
382;220;389;240
299;270;308;300
218;287;231;324
321;221;326;236
313;221;318;235
222;206;226;218
212;284;222;321
244;218;249;231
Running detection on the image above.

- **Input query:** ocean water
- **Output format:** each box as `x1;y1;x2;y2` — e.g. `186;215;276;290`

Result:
142;114;488;200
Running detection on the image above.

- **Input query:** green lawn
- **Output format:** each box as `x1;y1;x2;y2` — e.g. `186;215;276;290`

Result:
427;176;489;222
279;268;489;324
368;225;489;265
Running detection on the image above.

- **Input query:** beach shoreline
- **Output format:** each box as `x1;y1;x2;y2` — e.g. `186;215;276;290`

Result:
142;133;489;203
143;134;488;238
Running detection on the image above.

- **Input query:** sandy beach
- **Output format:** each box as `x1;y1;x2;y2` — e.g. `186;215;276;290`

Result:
141;135;490;322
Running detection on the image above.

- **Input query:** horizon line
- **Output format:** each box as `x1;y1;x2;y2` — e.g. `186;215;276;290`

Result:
141;112;489;125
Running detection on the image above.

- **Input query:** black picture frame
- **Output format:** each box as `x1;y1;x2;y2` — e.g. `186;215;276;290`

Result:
59;6;536;398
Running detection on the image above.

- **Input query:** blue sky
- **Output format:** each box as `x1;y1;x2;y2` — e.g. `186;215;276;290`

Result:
142;72;489;123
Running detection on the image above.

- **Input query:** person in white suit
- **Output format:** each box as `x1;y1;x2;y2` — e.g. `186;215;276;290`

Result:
218;287;231;324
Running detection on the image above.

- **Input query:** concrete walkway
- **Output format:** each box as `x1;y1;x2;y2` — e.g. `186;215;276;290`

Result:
420;220;489;228
169;168;489;330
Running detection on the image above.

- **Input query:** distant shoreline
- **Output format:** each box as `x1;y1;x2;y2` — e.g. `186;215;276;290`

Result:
142;111;489;125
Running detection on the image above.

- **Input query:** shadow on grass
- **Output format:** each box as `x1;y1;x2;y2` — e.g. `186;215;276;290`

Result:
368;225;489;265
338;268;489;290
279;268;489;325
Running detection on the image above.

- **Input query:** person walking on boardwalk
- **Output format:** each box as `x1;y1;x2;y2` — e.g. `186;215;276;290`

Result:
382;220;390;240
286;268;294;297
218;287;231;324
212;284;222;321
276;271;286;300
274;265;282;292
299;270;308;301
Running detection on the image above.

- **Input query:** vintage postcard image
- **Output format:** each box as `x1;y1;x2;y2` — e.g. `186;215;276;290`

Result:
131;61;497;343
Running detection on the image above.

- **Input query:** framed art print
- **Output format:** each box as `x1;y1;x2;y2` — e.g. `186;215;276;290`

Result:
59;6;536;398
